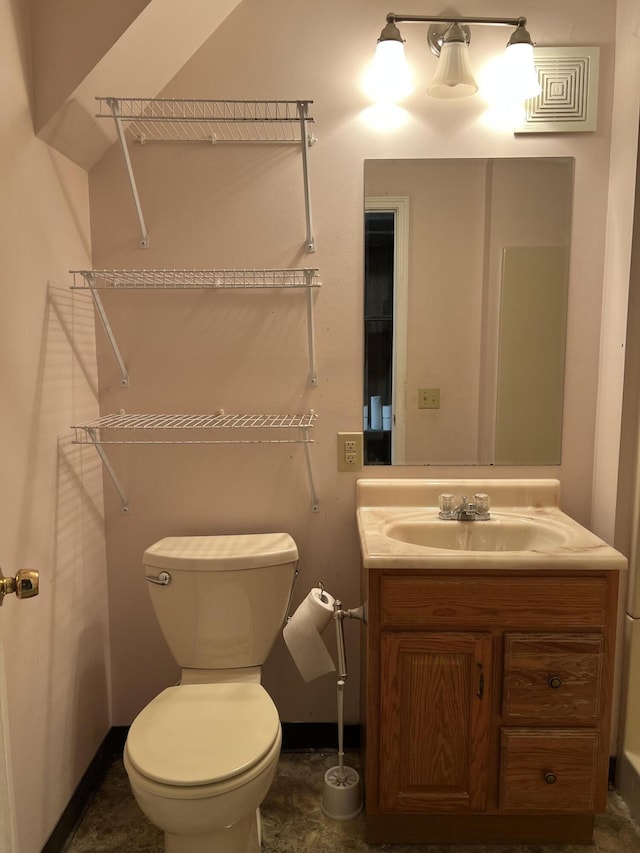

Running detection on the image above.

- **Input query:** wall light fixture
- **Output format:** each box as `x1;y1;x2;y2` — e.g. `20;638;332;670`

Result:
370;12;540;102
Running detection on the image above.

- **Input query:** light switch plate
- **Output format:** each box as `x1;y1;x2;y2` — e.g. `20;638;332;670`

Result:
418;388;440;409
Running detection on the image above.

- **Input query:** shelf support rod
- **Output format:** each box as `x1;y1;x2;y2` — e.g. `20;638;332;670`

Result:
85;275;130;387
305;270;318;386
302;428;320;512
86;429;130;513
107;98;150;248
297;101;315;253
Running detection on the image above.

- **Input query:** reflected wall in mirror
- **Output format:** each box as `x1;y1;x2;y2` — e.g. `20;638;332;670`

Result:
364;157;573;466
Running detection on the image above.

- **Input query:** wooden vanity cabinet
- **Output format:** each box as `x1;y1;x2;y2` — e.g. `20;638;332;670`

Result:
361;569;618;844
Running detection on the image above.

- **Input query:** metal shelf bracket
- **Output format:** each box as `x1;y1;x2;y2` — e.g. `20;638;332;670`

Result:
86;428;130;513
304;268;318;385
107;98;149;248
297;101;315;253
82;273;130;386
302;427;320;512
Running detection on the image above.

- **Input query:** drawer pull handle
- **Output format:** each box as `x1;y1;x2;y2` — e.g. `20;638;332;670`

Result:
544;771;557;785
548;676;562;689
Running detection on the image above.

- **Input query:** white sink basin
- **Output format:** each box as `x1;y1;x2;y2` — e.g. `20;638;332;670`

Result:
357;478;628;570
385;514;570;552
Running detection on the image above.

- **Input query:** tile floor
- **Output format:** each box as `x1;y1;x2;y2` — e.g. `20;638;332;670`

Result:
66;751;640;853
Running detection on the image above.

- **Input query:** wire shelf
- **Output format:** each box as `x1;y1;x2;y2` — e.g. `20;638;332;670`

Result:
72;412;317;445
96;97;315;144
73;411;320;512
70;268;321;290
70;267;321;386
97;97;316;251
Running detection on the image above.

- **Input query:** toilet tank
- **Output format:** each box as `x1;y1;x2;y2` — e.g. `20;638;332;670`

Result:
143;533;298;670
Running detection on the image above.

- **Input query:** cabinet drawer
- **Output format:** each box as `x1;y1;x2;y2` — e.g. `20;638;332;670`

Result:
380;576;608;629
503;634;604;721
499;729;599;812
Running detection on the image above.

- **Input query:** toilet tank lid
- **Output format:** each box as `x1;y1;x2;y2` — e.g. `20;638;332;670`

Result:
143;532;298;571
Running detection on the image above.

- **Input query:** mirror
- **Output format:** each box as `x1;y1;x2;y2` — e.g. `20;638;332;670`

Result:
364;157;573;466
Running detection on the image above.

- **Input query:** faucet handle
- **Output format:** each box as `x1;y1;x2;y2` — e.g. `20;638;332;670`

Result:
438;493;456;517
474;493;491;517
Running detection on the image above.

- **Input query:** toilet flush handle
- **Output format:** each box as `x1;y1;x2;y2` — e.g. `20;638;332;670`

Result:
146;571;172;586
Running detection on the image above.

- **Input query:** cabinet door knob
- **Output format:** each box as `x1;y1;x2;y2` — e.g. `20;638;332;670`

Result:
544;771;557;785
548;675;562;689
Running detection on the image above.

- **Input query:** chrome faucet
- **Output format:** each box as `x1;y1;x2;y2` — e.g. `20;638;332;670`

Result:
439;493;490;521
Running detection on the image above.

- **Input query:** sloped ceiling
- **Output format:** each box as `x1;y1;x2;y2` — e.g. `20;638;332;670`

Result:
33;0;244;170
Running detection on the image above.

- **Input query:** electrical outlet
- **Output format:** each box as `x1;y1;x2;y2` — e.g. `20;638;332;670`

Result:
337;432;363;472
418;388;440;409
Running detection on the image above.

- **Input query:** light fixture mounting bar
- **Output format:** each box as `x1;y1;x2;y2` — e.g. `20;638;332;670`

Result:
385;13;527;27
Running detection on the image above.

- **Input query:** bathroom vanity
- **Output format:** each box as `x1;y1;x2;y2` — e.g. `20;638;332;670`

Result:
357;479;627;844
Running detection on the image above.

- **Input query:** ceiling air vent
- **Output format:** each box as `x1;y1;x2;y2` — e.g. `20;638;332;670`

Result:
516;47;599;133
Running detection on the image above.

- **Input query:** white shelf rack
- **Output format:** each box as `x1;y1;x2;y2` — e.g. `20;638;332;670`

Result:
70;268;321;387
72;411;319;513
96;97;316;250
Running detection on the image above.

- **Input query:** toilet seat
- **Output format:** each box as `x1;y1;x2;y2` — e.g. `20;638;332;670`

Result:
126;683;280;787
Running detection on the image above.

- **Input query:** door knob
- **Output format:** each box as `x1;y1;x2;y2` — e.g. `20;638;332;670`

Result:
0;568;39;606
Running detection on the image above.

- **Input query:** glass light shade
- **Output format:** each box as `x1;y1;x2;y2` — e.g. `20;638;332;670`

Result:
364;40;414;103
503;42;541;100
427;41;478;99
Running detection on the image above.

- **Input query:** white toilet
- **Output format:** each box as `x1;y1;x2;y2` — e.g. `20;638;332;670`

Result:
123;532;298;853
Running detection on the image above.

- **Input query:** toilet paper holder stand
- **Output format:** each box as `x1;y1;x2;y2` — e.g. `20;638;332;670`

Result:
319;581;366;818
283;579;366;817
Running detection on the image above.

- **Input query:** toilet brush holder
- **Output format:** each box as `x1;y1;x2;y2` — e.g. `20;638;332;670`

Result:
321;762;362;821
320;601;364;821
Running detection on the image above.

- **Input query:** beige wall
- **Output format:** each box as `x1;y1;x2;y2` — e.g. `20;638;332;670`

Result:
87;0;623;728
593;0;640;546
31;0;151;131
1;2;110;851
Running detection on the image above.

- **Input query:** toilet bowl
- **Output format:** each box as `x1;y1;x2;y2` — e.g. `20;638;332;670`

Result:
125;683;281;853
123;533;299;853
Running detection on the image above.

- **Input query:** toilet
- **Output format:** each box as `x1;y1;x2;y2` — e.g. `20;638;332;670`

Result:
123;532;298;853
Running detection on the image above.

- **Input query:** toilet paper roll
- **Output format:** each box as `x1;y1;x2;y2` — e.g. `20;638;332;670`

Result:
382;404;392;431
283;587;336;682
370;396;382;430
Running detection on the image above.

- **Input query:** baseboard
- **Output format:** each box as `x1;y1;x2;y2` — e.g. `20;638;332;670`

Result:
281;722;360;752
617;751;640;822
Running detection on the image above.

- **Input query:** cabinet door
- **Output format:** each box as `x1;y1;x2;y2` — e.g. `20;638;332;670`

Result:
379;631;492;813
